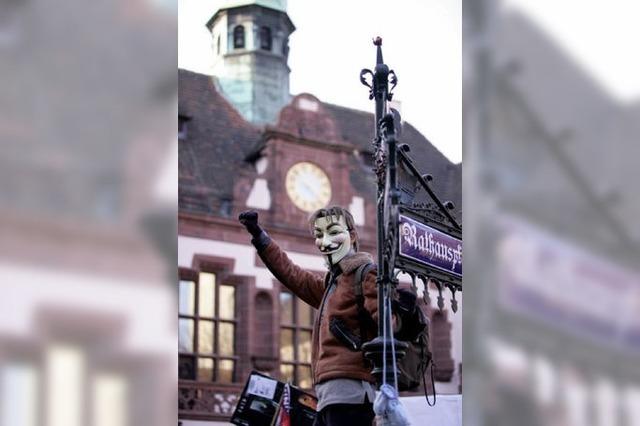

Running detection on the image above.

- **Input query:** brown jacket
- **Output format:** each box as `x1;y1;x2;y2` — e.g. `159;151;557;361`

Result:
258;240;379;385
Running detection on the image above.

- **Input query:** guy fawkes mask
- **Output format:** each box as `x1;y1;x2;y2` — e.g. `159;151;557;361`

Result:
313;215;353;267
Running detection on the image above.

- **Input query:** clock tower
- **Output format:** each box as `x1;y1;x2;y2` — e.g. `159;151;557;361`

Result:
206;0;295;125
233;93;376;248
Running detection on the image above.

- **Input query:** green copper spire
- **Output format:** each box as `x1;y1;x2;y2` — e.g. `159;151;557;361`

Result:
208;0;294;125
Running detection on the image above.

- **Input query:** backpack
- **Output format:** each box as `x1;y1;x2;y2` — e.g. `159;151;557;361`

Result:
353;263;436;406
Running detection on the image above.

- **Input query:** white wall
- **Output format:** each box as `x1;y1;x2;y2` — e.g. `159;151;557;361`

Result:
0;262;174;353
178;236;326;289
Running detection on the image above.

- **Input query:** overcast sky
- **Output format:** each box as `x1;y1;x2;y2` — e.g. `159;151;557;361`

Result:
179;1;640;165
504;0;640;104
179;0;462;163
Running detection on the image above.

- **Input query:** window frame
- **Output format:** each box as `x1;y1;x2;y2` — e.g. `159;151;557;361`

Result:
259;26;272;51
232;25;245;49
178;267;239;384
178;115;189;140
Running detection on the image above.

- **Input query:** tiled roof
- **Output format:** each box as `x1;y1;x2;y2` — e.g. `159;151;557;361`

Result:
323;102;462;215
178;69;461;219
178;69;262;215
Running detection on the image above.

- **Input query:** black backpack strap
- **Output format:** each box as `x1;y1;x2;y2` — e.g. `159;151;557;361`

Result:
420;334;436;406
424;359;436;406
353;262;377;341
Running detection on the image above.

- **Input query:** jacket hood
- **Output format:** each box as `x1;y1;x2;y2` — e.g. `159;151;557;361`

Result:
338;252;374;275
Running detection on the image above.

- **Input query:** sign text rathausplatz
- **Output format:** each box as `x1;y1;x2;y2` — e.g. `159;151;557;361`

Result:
399;214;463;277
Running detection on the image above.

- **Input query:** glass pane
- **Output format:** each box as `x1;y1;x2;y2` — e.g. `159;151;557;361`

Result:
198;320;214;354
298;300;313;327
219;285;235;319
280;292;293;324
47;346;83;426
299;331;312;363
178;355;195;380
197;358;214;381
93;374;127;426
199;272;215;317
1;363;38;426
219;322;235;356
280;364;294;384
179;280;195;315
178;319;194;352
280;329;294;361
298;365;312;389
218;359;234;383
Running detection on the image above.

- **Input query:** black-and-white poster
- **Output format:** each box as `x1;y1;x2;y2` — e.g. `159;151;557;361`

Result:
230;371;317;426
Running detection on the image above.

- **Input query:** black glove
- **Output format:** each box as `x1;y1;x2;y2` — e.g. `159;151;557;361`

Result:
239;210;262;237
239;210;271;250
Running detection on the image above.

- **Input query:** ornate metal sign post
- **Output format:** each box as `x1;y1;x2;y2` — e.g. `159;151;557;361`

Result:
360;38;463;389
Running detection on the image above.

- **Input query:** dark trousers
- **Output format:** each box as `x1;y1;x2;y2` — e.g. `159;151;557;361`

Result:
312;402;375;426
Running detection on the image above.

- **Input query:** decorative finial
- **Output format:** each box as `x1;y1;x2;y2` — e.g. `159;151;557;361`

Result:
374;37;384;65
451;288;458;313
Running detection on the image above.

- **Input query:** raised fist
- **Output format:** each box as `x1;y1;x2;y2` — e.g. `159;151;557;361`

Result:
239;210;262;237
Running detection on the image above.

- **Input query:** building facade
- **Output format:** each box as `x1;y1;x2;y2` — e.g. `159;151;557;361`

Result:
178;1;462;423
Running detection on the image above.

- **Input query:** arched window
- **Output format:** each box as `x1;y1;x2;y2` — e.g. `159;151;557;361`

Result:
233;25;245;49
260;26;272;51
179;270;238;383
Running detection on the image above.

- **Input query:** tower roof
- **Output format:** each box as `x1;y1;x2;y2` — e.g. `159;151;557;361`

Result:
218;0;287;13
206;0;293;31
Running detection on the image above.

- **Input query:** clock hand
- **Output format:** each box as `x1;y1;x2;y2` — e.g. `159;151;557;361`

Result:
300;181;317;198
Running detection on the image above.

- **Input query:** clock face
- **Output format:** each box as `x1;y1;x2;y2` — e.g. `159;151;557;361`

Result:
285;162;332;212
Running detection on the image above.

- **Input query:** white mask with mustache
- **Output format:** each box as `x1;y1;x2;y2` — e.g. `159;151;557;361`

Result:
313;215;353;267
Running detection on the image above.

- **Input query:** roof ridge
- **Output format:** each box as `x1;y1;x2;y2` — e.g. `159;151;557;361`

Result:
178;67;210;77
400;121;455;166
321;100;373;116
322;100;456;165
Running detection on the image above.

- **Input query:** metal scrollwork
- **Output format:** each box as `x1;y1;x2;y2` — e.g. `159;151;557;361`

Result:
363;38;462;311
374;40;461;293
420;276;431;306
374;149;387;189
361;37;462;387
437;288;445;311
388;70;398;100
360;69;374;99
450;287;458;313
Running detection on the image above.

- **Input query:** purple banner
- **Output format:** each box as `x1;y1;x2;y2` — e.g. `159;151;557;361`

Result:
399;214;463;277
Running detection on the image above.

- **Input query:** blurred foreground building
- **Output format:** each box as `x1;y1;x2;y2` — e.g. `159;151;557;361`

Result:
178;1;462;424
0;0;177;426
464;2;640;426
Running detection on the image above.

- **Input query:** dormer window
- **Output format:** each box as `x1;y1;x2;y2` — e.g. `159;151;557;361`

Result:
260;26;272;51
233;25;245;49
178;115;189;140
